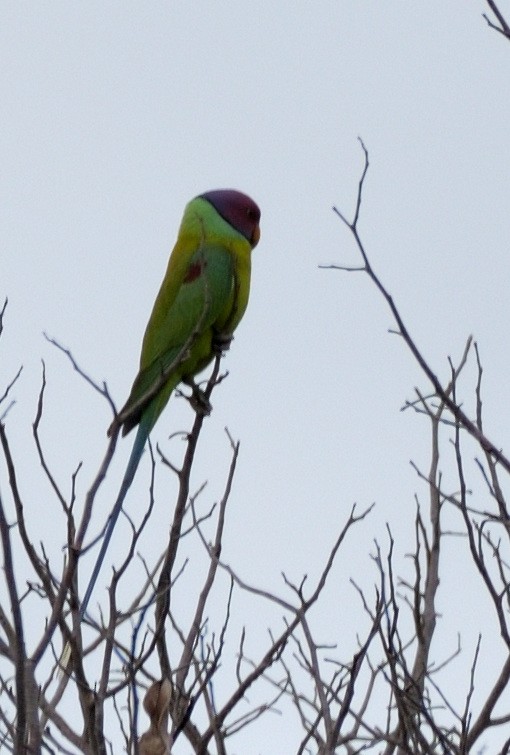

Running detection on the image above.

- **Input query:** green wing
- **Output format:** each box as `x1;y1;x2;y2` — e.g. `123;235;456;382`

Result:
118;244;234;435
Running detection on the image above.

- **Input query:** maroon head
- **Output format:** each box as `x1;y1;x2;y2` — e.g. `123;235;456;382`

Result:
200;189;261;248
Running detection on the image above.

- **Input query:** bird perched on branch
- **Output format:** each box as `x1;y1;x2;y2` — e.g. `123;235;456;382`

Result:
80;189;261;619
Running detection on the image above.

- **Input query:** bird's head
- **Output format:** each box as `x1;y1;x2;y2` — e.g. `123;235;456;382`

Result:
200;189;261;248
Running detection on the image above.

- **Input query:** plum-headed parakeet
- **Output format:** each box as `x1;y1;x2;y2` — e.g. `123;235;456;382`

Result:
80;189;261;618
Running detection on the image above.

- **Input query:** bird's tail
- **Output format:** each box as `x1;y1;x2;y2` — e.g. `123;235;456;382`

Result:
79;418;149;620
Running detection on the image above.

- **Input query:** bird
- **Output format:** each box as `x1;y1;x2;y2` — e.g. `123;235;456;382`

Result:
80;189;261;620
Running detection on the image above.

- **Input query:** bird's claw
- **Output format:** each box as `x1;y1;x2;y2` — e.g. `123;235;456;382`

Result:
212;331;233;355
184;378;213;416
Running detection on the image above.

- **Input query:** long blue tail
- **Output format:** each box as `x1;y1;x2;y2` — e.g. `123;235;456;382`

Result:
79;420;149;621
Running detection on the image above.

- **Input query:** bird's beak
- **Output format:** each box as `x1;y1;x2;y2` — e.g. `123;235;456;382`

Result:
251;225;260;248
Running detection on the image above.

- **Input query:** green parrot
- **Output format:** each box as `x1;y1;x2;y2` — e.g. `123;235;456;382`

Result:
80;189;261;619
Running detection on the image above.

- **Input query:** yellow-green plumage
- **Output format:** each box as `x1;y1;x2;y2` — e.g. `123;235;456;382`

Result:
80;190;260;620
116;196;256;436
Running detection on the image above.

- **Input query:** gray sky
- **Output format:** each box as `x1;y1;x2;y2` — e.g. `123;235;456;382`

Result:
2;2;510;752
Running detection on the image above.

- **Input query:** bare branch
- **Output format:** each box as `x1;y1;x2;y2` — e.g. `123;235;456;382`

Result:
483;0;510;39
322;140;510;475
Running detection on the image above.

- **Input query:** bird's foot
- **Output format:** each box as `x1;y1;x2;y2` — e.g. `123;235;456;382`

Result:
212;331;233;355
184;378;213;416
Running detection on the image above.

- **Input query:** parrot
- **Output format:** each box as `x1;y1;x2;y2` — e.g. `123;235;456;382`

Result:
80;189;261;620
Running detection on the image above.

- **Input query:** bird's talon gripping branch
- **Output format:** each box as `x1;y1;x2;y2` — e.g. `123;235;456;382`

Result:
212;331;233;354
183;377;213;416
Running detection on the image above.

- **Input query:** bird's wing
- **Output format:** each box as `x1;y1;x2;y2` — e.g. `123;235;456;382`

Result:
116;243;234;434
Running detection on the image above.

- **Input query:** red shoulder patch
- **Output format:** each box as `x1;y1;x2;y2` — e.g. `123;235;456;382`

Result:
184;260;207;283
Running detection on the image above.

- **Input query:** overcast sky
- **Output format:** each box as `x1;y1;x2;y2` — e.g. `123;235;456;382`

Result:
2;2;510;752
